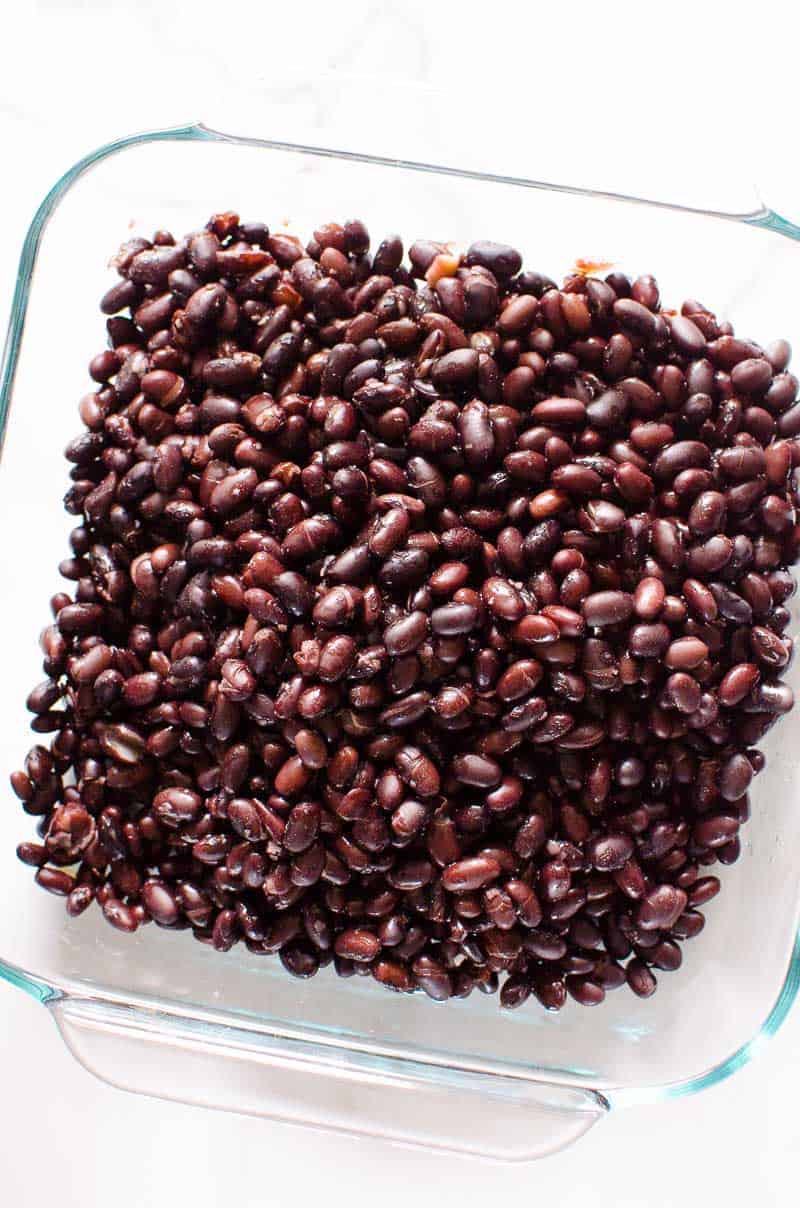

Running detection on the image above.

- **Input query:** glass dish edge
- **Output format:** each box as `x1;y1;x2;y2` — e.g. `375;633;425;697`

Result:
0;121;798;1112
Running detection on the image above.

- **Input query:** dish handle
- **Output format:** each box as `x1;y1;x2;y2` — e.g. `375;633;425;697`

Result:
49;995;606;1161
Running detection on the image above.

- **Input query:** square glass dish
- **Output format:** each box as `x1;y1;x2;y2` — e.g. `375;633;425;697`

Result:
1;123;800;1161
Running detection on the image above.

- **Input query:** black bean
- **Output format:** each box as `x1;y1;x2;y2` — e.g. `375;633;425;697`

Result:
334;928;380;962
430;603;479;636
636;885;688;930
451;753;502;788
458;400;495;469
583;591;633;628
465;241;521;279
626;959;657;998
431;349;479;391
718;662;760;706
384;611;429;656
587;834;635;871
442;855;501;892
613;297;657;337
731;358;772;396
669;314;707;355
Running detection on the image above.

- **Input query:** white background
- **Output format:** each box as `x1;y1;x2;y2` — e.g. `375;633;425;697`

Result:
1;2;799;1202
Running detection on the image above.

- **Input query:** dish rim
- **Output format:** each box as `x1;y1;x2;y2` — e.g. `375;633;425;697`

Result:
1;120;799;1112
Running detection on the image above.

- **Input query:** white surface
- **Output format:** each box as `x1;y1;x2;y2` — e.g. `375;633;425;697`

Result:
2;2;800;1203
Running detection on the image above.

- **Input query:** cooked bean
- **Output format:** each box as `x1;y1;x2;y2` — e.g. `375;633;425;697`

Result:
384;611;429;656
693;815;740;848
637;885;688;931
664;637;709;670
431;603;479;636
451;754;502;788
442;856;501;892
613;297;657;336
731;357;772;396
633;577;665;620
583;591;633;628
626;959;657;998
666;672;701;715
669;314;706;355
531;398;587;427
334;928;380;962
718;662;760;706
719;753;754;801
587;834;634;871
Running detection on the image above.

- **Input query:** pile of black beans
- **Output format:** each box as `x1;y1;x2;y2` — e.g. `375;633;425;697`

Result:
12;212;800;1010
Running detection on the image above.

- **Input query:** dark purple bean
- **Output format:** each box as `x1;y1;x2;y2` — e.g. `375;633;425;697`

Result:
693;815;739;848
442;856;501;892
626;959;657;998
430;603;479;636
669;314;706;355
583;591;633;628
451;754;502;788
465;241;521;279
731;357;772;396
664;637;709;670
718;662;760;706
613;297;657;337
636;885;688;931
587;834;634;871
431;349;479;392
334;928;380;962
384;611;429;656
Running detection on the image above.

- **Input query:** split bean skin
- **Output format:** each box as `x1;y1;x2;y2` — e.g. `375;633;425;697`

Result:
13;212;800;1014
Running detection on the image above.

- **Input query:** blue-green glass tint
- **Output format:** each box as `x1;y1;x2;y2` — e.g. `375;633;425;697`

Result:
1;125;799;1138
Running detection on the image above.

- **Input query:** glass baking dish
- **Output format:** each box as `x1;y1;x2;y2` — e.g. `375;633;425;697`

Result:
1;122;800;1162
